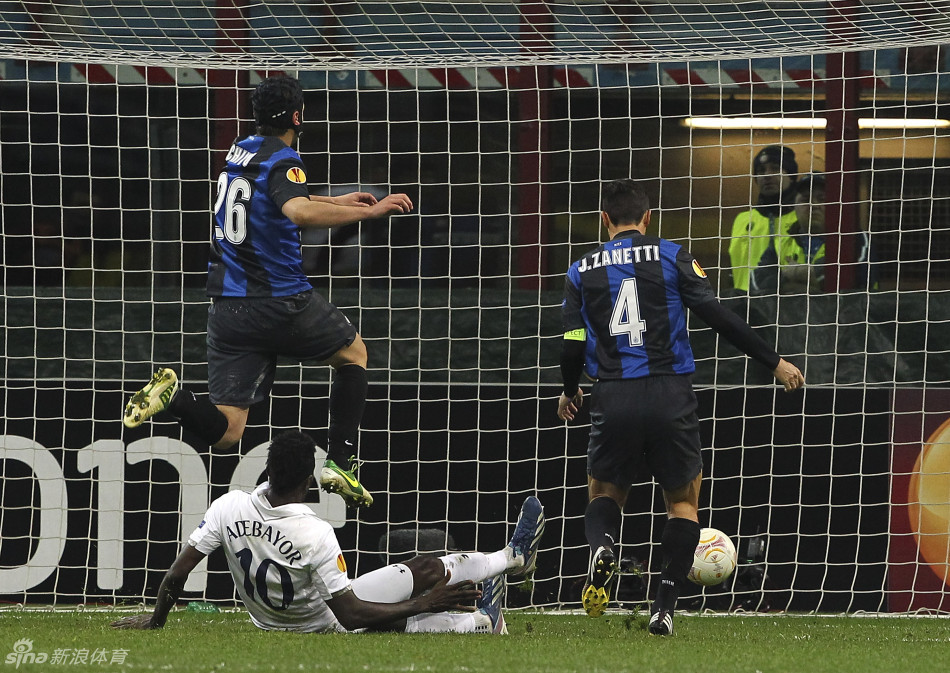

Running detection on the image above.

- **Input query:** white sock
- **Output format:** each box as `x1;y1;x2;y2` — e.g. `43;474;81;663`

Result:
405;612;482;633
350;563;414;603
440;551;508;585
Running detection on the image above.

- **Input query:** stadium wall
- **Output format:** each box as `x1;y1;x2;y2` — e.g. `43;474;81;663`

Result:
1;381;937;613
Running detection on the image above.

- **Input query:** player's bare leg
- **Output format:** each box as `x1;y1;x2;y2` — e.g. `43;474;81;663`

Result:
211;405;249;449
319;335;373;507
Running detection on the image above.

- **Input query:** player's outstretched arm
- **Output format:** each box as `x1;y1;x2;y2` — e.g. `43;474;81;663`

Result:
690;299;805;390
110;545;206;630
309;192;379;207
283;193;412;229
326;571;480;631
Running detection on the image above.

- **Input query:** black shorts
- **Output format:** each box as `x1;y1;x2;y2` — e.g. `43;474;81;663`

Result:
587;375;702;492
206;290;357;406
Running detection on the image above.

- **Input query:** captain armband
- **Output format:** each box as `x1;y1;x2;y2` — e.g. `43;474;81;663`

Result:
563;328;586;341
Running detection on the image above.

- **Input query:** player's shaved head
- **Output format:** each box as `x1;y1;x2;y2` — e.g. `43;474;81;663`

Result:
602;179;650;226
266;430;317;495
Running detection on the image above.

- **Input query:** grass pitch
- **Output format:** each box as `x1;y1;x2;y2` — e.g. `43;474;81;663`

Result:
0;609;948;673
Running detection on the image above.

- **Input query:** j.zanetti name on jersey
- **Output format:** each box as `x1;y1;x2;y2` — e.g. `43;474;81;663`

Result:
576;244;661;273
226;144;257;167
225;519;302;564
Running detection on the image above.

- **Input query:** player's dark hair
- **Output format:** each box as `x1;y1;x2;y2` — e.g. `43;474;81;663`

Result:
266;430;317;495
602;179;650;226
251;76;304;136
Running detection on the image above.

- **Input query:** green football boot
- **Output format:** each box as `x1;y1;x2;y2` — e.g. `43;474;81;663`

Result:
319;457;373;507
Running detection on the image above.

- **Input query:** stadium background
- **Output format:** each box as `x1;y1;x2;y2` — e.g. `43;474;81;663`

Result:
2;1;950;614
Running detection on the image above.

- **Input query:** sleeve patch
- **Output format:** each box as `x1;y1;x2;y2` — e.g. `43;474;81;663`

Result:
564;328;586;341
692;260;707;278
286;167;307;183
336;554;347;573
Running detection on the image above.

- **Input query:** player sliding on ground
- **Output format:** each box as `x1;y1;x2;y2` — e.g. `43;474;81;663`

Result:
123;75;414;507
112;431;544;635
557;179;804;635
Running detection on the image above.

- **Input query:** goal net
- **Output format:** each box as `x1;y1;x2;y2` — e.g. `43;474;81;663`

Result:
2;1;950;615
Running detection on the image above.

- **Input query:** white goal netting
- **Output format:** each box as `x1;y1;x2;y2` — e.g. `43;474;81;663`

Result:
2;1;950;615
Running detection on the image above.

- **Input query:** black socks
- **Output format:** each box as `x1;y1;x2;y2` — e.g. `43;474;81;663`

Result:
326;364;368;467
655;517;701;613
584;496;622;553
167;388;229;447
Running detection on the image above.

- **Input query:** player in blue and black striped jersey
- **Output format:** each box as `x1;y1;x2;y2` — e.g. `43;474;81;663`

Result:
557;179;804;635
123;75;413;508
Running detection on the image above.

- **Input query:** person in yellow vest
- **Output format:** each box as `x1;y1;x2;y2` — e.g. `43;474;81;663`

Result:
728;145;799;293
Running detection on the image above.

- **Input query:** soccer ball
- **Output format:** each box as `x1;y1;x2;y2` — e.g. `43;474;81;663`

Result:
687;528;737;586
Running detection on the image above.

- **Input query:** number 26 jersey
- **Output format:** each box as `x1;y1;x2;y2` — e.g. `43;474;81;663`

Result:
208;135;313;298
561;229;716;380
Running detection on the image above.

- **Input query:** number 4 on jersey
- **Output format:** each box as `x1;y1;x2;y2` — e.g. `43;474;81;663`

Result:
609;277;647;346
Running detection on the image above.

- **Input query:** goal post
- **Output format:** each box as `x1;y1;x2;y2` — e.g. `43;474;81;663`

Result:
2;1;950;614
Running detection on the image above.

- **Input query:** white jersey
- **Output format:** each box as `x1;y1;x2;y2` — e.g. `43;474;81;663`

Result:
188;483;351;633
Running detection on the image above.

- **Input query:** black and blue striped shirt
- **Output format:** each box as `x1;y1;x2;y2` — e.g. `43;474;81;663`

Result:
208;135;312;298
562;230;716;380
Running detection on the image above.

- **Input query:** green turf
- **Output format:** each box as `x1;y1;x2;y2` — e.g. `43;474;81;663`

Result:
1;610;949;673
